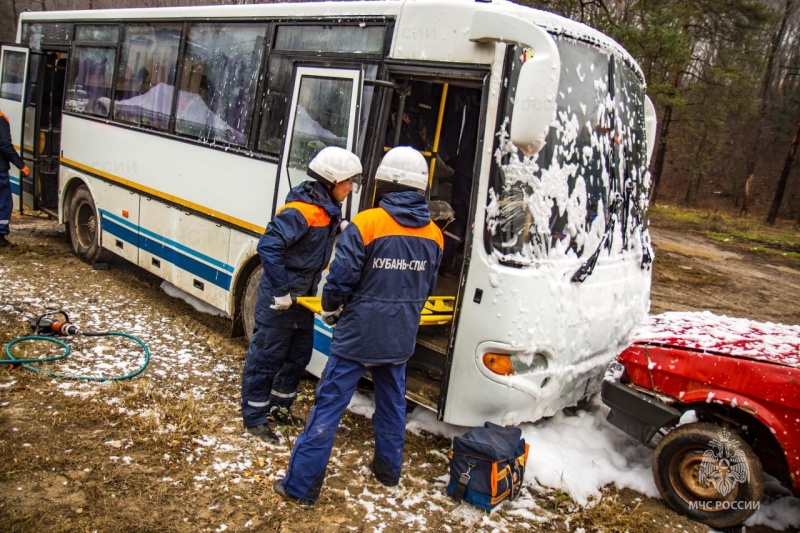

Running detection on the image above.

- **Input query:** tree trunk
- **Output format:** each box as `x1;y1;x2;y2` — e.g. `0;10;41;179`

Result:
649;104;672;206
685;170;705;206
685;128;709;205
649;68;683;206
766;116;800;223
740;174;753;216
741;0;794;217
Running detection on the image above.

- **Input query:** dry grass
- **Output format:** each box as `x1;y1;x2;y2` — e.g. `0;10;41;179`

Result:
651;205;800;262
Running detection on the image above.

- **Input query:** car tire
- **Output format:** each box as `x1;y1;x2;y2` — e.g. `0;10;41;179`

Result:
653;422;764;529
67;185;103;264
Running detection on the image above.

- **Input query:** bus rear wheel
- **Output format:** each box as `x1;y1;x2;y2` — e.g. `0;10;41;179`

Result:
241;265;262;341
68;186;102;264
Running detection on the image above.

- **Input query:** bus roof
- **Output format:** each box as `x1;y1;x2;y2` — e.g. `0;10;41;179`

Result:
18;0;644;83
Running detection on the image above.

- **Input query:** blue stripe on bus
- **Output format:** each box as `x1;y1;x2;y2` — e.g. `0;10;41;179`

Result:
9;176;20;196
313;318;333;356
101;210;234;273
100;211;232;291
102;216;140;249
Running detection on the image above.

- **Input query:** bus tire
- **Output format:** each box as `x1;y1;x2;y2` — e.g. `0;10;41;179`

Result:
241;265;262;341
67;186;103;264
652;422;763;529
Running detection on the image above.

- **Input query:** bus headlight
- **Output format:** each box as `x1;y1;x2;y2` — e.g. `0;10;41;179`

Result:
482;352;549;376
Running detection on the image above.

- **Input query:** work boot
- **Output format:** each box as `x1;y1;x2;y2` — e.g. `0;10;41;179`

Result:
369;459;399;487
269;406;304;427
0;235;11;247
273;478;314;506
245;423;279;444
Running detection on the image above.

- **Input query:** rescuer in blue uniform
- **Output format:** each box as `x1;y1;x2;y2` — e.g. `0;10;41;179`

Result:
274;146;444;504
241;146;362;443
0;109;30;247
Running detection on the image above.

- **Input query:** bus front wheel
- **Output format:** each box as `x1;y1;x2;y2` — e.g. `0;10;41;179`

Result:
241;265;262;341
68;186;102;264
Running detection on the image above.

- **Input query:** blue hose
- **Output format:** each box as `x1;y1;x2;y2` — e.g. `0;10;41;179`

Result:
2;332;150;382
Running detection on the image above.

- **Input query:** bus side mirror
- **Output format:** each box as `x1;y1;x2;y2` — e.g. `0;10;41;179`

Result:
469;10;560;158
644;96;657;164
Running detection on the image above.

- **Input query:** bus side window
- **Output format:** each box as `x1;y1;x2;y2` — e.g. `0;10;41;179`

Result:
0;49;26;102
113;23;181;130
175;23;267;146
257;57;292;155
285;74;354;184
65;46;115;118
256;23;386;158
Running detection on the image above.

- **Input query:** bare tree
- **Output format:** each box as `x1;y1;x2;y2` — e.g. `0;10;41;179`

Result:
767;113;800;222
741;0;796;217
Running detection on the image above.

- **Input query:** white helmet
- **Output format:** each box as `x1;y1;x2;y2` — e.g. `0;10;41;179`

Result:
375;146;429;192
307;146;363;187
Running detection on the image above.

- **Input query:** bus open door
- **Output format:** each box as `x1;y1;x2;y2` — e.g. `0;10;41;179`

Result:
0;45;65;217
374;74;487;415
0;44;30;212
24;50;67;216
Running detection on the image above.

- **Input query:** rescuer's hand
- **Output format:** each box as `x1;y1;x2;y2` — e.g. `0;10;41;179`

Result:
321;307;342;326
20;165;30;177
270;293;293;310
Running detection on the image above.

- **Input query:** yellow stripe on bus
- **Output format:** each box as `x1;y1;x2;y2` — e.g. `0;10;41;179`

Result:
60;156;265;234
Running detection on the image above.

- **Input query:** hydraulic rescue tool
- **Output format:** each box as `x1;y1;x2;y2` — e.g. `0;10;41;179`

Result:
2;309;151;381
28;309;81;336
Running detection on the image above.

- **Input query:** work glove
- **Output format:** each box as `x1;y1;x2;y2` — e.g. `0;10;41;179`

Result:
321;307;343;326
270;293;293;310
20;165;30;177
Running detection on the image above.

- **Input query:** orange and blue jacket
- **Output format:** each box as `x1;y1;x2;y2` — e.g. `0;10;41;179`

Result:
255;180;341;328
0;111;25;173
323;191;444;364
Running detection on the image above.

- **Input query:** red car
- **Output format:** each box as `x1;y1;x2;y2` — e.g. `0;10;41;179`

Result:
602;312;800;529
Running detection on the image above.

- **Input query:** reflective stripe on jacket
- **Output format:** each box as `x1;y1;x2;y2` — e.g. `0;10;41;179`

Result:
254;180;342;328
323;191;443;364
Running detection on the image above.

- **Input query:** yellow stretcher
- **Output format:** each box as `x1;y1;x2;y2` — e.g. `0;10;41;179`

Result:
295;296;454;326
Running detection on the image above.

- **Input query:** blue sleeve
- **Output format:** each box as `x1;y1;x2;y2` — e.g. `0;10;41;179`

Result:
0;117;24;169
428;247;443;297
322;222;365;311
257;208;308;295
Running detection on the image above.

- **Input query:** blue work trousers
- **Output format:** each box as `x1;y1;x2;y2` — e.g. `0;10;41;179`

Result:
0;171;11;236
281;355;408;502
241;320;313;428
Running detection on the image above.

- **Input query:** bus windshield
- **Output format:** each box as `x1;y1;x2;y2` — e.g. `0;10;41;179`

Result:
488;37;649;266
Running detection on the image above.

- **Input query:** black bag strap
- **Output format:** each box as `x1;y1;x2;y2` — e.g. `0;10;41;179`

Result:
452;460;476;502
509;457;525;501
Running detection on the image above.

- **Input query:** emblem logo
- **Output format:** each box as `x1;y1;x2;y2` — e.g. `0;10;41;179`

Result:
698;429;750;496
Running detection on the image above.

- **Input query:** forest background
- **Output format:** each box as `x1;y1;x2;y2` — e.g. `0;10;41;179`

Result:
1;0;799;224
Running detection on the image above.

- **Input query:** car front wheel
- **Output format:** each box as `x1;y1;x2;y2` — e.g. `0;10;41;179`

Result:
653;422;764;529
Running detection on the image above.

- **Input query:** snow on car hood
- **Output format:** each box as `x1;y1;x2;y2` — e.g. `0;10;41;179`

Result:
632;311;800;369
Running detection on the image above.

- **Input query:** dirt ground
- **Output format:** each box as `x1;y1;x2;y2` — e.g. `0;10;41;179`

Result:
0;210;798;532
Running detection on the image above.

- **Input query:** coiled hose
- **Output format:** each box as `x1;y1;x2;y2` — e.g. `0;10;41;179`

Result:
2;331;150;382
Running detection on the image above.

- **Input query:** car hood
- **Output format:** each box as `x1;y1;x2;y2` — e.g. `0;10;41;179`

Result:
631;311;800;369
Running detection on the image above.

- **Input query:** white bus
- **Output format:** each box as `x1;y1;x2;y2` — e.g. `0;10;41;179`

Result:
2;0;656;426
